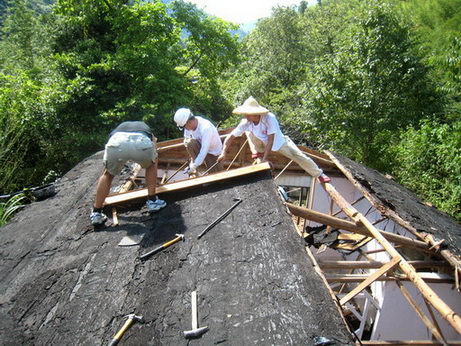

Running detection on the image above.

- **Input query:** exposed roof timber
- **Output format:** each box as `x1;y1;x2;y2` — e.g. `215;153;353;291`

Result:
359;341;461;345
322;180;461;335
104;162;271;206
318;260;449;269
325;151;461;273
394;278;447;345
339;256;401;305
285;203;430;250
325;274;454;284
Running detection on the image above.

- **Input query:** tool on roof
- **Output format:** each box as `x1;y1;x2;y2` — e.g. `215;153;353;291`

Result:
108;313;143;346
184;291;209;339
197;198;242;239
139;233;185;260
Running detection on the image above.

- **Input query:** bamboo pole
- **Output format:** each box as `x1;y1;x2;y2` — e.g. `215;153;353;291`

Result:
286;203;429;250
162;160;189;185
322;181;461;334
274;160;293;180
226;138;248;171
325;151;461;276
318;260;449;270
395;279;447;345
339;257;401;305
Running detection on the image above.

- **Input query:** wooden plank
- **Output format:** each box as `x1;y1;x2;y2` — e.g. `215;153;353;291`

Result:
358;342;461;345
339;256;401;305
319;260;449;270
321;179;461;335
286;203;430;250
326;275;454;284
325;150;461;276
104;162;271;206
395;279;447;345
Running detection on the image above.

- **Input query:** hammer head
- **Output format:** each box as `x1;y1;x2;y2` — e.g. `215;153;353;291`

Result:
176;233;185;241
125;314;144;323
183;326;209;339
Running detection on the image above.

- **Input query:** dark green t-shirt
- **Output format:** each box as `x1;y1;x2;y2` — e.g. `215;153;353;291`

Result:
110;121;153;140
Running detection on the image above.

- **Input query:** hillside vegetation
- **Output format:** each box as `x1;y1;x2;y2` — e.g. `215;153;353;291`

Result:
0;0;460;221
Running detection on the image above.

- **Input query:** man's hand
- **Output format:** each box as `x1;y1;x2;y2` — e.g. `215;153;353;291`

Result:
183;162;197;175
217;153;225;162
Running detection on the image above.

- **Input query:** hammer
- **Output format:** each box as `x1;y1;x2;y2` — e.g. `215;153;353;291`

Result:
139;234;185;260
184;291;209;338
108;314;143;346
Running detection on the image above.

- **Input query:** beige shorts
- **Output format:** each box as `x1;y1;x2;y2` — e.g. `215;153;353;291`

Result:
103;132;157;176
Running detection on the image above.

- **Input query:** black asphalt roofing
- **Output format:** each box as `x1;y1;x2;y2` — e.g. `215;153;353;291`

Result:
0;152;353;345
334;153;461;257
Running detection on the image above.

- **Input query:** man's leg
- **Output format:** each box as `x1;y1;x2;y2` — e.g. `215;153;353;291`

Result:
91;170;114;226
204;154;223;173
145;160;167;212
94;170;114;209
246;132;266;163
277;136;326;178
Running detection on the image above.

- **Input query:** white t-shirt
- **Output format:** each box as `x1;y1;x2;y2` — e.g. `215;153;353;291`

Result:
184;116;223;166
230;112;286;151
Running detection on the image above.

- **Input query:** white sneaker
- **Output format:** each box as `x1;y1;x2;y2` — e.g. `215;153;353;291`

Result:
90;211;107;226
146;197;167;212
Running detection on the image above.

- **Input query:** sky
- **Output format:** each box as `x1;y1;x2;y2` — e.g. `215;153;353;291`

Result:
187;0;316;24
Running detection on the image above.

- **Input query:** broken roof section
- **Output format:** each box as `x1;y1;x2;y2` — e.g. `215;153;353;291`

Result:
330;152;461;258
0;151;354;344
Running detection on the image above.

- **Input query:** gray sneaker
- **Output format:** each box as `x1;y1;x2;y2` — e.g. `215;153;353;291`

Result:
90;211;107;226
146;198;167;212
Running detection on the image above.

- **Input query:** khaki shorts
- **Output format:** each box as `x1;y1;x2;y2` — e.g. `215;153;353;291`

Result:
103;132;157;176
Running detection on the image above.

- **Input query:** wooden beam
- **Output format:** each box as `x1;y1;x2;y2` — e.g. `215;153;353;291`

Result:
325;274;454;284
394;279;447;345
358;342;461;345
285;203;430;250
319;260;449;270
325;151;461;276
339;257;401;305
104;162;271;206
321;180;461;334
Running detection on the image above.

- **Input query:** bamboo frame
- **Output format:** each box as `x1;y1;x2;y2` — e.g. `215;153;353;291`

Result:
321;180;461;334
394;278;447;345
286;203;430;250
339;257;401;305
325;151;461;275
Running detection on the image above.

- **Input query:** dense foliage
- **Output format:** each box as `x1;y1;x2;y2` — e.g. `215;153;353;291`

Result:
0;0;459;221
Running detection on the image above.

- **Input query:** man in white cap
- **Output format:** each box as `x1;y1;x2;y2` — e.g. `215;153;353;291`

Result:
174;108;223;175
90;121;167;226
218;96;331;183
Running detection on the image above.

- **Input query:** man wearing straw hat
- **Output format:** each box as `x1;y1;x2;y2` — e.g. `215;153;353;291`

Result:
174;108;223;175
218;96;331;183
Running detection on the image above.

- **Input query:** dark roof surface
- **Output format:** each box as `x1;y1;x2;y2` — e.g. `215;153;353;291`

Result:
334;153;461;257
0;152;353;345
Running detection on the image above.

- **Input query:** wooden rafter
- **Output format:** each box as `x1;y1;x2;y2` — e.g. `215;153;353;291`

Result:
339;257;401;305
321;180;461;335
104;162;271;206
325;274;454;284
318;260;449;270
325;151;461;274
285;203;430;250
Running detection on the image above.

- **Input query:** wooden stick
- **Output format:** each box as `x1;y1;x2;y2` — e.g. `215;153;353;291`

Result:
322;181;461;334
274;160;293;180
423;298;447;345
285;203;430;250
105;163;271;206
112;208;119;227
358;340;461;345
226;138;248;171
162;160;189;185
318;260;449;270
325;275;454;284
395;279;447;345
325;150;461;276
339;257;401;305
